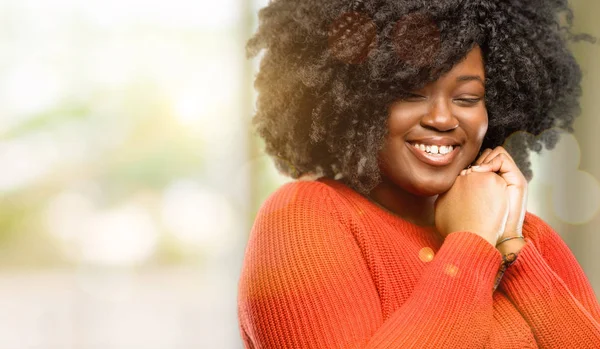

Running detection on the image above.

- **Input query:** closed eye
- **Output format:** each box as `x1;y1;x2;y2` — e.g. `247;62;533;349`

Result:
402;93;426;102
454;98;482;105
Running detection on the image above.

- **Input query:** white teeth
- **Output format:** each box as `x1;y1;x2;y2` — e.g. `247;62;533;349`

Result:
411;143;454;155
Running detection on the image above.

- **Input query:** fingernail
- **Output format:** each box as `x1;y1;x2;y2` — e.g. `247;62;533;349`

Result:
471;165;480;169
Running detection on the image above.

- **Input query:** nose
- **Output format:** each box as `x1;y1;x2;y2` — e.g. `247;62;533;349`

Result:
420;97;459;132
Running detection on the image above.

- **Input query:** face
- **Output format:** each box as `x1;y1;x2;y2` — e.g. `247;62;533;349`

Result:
378;45;488;196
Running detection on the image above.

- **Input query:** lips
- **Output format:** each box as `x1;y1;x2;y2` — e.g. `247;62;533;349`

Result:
405;141;460;167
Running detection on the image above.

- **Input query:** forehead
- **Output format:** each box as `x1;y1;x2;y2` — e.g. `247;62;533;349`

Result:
421;45;484;89
449;46;485;77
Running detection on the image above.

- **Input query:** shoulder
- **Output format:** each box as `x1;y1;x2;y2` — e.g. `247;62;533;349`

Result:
523;211;550;233
249;179;352;246
240;179;361;298
239;181;380;348
264;179;339;204
523;211;555;236
255;180;344;224
522;211;564;251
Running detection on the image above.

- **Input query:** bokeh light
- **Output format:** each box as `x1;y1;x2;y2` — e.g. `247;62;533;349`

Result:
528;131;600;224
418;247;435;263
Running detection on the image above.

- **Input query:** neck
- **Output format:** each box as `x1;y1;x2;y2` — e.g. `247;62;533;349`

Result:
368;177;437;227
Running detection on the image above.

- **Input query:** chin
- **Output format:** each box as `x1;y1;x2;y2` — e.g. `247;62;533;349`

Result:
407;176;457;197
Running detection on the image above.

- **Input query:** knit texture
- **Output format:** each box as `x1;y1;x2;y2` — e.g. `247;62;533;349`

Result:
238;178;600;348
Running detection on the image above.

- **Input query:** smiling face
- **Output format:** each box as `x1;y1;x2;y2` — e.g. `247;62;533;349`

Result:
378;45;488;197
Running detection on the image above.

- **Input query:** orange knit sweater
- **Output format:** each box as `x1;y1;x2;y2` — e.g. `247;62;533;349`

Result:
237;178;600;348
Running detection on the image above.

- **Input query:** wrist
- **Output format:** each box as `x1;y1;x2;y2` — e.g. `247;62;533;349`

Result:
496;236;526;255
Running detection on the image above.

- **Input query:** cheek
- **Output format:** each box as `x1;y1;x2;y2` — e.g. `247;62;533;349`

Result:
480;112;489;141
477;119;488;144
377;139;395;169
387;105;420;136
377;139;403;175
466;109;489;145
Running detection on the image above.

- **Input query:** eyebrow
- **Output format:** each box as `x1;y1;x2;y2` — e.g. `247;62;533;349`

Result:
456;75;485;85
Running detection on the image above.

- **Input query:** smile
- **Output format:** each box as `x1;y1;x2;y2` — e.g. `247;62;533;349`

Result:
406;141;460;167
411;143;455;155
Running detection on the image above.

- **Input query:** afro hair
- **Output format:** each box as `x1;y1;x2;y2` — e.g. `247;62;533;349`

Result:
247;0;596;194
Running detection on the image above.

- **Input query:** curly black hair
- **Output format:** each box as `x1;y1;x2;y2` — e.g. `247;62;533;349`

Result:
247;0;596;194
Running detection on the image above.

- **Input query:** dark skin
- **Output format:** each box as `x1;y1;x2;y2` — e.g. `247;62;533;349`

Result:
369;45;527;253
465;147;527;254
370;46;488;227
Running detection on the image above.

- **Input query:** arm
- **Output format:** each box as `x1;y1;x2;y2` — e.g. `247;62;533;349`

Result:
238;181;501;348
499;212;600;348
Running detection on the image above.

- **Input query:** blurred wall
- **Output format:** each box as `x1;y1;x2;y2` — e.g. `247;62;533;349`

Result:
522;0;600;299
0;0;251;348
563;0;600;297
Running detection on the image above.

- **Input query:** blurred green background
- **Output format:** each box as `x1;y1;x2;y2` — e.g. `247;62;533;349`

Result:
0;0;598;348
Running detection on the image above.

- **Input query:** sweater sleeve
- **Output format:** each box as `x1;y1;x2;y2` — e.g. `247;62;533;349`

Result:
238;181;502;349
499;212;600;348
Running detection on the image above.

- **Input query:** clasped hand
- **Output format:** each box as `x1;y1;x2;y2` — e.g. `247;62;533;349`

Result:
434;146;528;249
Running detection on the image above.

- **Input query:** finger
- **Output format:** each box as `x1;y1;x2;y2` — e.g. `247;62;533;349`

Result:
478;146;515;167
467;166;490;174
471;153;524;187
472;153;510;173
473;148;493;166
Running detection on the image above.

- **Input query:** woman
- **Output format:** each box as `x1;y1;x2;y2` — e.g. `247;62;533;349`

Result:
238;0;600;347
